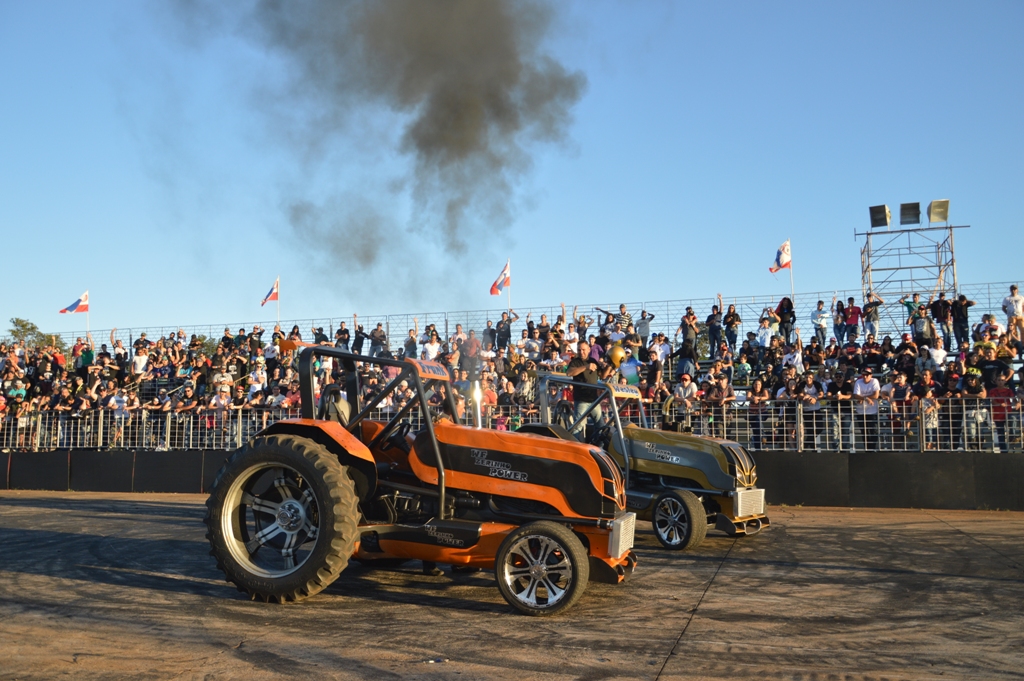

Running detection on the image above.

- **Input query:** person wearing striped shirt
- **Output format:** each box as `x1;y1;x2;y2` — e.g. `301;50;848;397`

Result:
596;304;632;331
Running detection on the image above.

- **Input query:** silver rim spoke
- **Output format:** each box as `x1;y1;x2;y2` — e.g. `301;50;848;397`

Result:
301;518;319;540
502;534;574;610
246;524;284;554
542;577;565;600
273;470;295;500
656;499;688;545
223;462;321;579
244;493;281;517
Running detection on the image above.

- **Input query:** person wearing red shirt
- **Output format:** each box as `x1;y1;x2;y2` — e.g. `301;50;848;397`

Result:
843;297;862;342
987;374;1016;452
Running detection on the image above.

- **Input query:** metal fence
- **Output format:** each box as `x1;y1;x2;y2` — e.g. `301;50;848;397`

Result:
27;280;1020;356
3;397;1021;454
662;397;1022;453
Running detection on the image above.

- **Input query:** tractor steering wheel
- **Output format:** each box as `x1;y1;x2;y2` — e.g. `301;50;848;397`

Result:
379;421;412;452
586;423;613;448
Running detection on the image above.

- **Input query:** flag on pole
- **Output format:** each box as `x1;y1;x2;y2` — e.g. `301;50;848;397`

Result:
768;240;792;273
489;260;511;295
261;278;279;307
58;291;89;314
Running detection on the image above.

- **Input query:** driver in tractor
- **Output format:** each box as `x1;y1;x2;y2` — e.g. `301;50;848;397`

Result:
527;367;770;551
566;340;614;437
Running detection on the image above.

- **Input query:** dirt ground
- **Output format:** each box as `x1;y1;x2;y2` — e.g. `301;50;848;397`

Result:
0;491;1022;681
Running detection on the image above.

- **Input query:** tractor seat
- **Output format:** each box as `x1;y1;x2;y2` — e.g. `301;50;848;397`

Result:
322;388;353;427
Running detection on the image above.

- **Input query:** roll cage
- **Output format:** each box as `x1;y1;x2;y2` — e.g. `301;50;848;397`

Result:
295;345;463;518
534;371;645;488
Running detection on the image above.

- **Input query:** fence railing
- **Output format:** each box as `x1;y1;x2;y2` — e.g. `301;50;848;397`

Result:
2;397;1021;454
662;397;1022;453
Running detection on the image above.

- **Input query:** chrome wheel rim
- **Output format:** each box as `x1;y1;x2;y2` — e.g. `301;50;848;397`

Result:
654;497;689;546
500;534;574;609
222;462;321;578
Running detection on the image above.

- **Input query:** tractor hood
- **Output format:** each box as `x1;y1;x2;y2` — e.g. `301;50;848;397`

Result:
612;426;758;491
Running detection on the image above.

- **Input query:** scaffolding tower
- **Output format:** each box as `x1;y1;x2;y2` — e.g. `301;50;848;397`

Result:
857;205;969;339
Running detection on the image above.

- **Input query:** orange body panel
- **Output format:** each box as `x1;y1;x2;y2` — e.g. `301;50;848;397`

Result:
405;358;451;381
357;420;414;472
268;418;376;465
369;522;518;567
359;523;634;580
407;421;621;518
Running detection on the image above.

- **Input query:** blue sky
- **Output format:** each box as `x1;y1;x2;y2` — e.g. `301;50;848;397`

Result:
1;1;1021;334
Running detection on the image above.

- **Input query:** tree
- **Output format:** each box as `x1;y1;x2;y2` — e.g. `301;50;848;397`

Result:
194;335;219;358
7;318;68;352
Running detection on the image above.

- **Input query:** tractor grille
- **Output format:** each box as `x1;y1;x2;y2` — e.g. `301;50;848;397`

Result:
735;488;765;517
608;512;636;559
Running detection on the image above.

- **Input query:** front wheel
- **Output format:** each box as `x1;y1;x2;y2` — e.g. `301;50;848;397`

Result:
204;434;360;602
652;490;707;550
495;521;589;616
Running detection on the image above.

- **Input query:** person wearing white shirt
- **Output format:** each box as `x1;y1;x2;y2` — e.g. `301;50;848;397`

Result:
672;374;698;408
810;300;830;347
979;315;1006;339
564;325;580;345
263;342;281;380
523;331;543;361
132;350;149;377
928;338;948;368
755;319;772;351
780;329;804;374
449;324;467;347
853;367;881;450
649;335;671;363
1002;284;1024;339
209;387;232;411
423;336;442;361
266;385;288;409
247;362;268;399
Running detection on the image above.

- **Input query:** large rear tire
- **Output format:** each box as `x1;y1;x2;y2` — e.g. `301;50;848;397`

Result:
495;521;589;616
205;434;360;602
652;490;707;551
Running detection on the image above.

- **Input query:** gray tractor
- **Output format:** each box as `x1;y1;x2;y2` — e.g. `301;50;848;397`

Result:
520;372;769;550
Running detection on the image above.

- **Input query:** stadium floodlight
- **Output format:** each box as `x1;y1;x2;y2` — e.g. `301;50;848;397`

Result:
928;199;950;223
900;202;921;225
869;205;891;229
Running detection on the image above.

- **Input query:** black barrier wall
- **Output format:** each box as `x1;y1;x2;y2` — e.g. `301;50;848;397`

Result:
134;450;205;493
754;451;1024;510
5;450;228;494
2;449;1023;511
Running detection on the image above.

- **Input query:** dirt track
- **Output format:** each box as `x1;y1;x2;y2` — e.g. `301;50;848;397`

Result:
0;491;1022;680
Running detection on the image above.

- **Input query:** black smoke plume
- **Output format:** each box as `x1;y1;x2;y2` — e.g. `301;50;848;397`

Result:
250;0;584;259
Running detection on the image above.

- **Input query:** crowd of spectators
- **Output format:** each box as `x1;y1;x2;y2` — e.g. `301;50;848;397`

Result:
2;287;1023;451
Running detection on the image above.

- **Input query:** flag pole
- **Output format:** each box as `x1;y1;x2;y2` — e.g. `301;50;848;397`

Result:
276;275;280;325
507;260;511;313
787;239;795;304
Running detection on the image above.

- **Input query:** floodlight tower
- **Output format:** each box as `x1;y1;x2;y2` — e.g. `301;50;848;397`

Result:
857;200;968;338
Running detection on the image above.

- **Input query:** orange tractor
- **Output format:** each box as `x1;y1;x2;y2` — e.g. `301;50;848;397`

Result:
205;346;636;615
